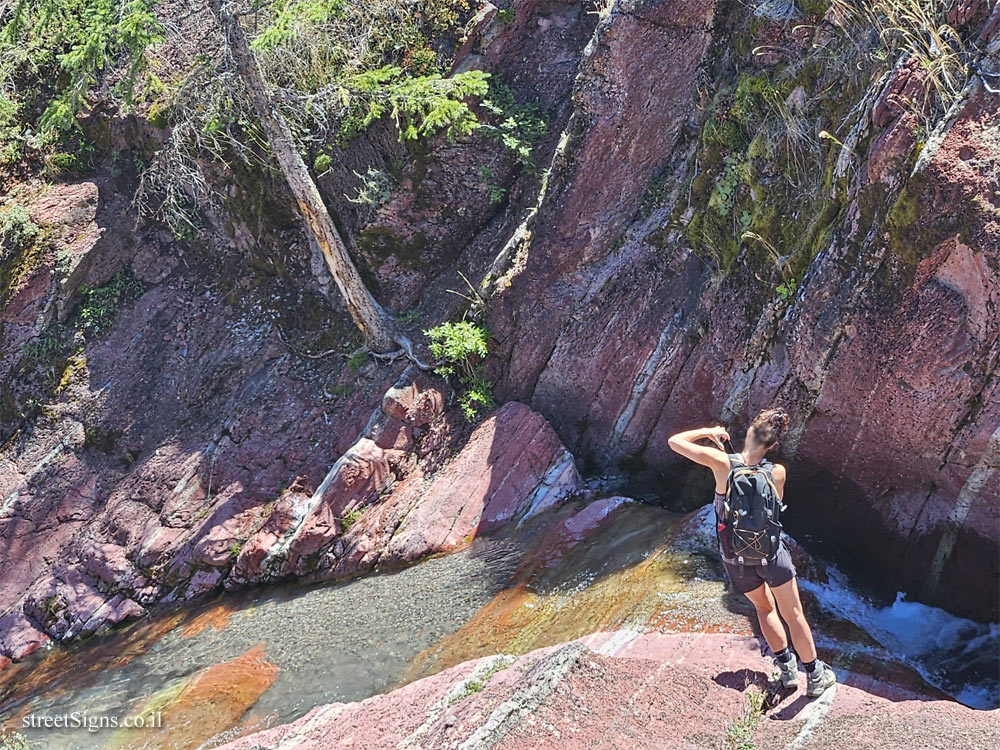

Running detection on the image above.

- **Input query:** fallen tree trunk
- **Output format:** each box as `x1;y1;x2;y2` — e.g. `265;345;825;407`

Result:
208;0;395;352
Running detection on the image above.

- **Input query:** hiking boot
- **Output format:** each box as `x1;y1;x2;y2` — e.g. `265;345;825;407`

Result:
775;653;798;689
806;661;836;697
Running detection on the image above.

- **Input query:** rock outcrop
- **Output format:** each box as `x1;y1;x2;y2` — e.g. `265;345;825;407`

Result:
215;632;1000;750
481;0;1000;621
2;0;998;660
0;356;579;659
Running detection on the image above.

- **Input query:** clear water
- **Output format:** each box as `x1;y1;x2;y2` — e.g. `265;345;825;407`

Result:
0;534;528;750
2;499;996;750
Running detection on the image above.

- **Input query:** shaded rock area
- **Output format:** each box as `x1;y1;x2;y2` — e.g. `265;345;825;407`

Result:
216;632;1000;750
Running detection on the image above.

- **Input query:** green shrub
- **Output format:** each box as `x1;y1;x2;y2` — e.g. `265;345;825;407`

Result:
20;326;66;366
776;279;798;300
146;99;169;128
707;155;750;217
404;45;440;76
480;82;548;169
345;167;393;206
47;151;88;174
0;94;22;166
346;348;369;372
478;167;507;204
425;321;494;421
0;0;164;141
330;383;353;398
0;204;39;257
340;507;362;530
426;321;488;377
457;376;494;422
726;686;766;750
77;272;144;337
313;153;333;173
338;66;489;144
422;0;471;35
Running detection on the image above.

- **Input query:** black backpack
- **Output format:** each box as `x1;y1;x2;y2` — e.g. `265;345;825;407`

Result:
716;452;786;566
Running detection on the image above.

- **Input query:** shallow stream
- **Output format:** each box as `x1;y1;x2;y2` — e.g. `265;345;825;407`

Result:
1;501;996;750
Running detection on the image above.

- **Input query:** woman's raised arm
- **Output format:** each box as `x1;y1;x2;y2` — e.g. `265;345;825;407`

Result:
667;426;731;470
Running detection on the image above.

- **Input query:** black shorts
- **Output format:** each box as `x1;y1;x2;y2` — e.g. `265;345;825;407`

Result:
721;543;797;594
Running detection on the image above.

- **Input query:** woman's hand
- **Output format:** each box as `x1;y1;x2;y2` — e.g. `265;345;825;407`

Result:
667;425;732;475
704;426;730;451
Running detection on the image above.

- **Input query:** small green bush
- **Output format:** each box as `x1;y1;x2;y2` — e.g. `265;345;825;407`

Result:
478;167;507;204
457;375;494;422
337;66;489;145
340;507;362;530
146;100;169;128
708;155;750;217
426;321;488;377
0;0;164;141
425;321;494;421
47;151;88;174
0;204;39;258
20;325;66;366
330;383;353;398
77;272;144;337
346;167;393;206
346;348;369;372
404;45;440;76
726;686;766;750
0;94;22;166
481;82;548;169
423;0;471;35
313;153;333;173
776;279;798;300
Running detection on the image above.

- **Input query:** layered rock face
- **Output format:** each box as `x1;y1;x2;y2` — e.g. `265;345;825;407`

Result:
1;0;998;659
215;632;1000;750
0;355;578;659
479;1;1000;620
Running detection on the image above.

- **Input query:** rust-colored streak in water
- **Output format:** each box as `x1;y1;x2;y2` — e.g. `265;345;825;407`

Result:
0;612;186;716
399;505;757;686
180;597;241;638
110;643;279;750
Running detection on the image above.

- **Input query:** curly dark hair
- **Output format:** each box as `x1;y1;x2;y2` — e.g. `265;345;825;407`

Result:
750;408;790;447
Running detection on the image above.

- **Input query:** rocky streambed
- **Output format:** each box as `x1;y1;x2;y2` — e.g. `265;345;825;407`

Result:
2;497;996;750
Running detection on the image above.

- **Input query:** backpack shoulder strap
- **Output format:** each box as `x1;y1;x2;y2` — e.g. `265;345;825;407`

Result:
724;453;748;500
727;455;780;501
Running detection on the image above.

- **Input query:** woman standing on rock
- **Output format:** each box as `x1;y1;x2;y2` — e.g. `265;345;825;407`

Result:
668;408;836;698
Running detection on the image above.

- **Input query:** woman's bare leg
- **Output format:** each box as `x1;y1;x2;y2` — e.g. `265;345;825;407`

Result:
770;577;817;662
743;584;789;653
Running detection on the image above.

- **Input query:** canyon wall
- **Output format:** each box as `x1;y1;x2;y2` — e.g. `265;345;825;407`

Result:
1;0;997;659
